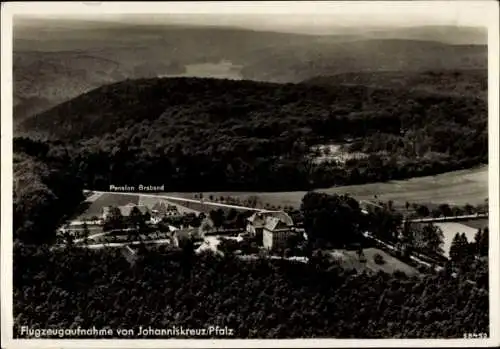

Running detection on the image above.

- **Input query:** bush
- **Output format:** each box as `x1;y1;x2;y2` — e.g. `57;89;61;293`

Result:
374;253;385;265
418;265;430;273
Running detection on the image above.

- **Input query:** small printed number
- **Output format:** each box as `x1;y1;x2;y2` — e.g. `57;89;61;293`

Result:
463;332;488;339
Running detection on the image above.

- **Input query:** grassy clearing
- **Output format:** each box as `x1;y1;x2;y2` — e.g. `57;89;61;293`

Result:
327;248;419;276
460;218;489;230
434;222;480;258
165;166;487;209
76;193;139;219
75;192;250;221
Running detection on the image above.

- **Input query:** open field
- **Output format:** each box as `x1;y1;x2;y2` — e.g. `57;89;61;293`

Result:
434;222;481;258
460;218;489;230
165;166;488;209
75;167;487;222
75;191;258;221
76;193;201;220
327;248;419;276
75;193;139;219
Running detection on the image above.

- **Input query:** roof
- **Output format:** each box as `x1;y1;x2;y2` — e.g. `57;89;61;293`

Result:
247;210;294;228
199;218;215;232
264;216;292;232
119;204;150;216
152;200;179;214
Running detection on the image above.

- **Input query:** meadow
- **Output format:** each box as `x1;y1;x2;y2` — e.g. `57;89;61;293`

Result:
76;193;139;219
75;166;487;222
75;193;201;220
459;218;489;230
434;222;483;258
165;166;488;209
328;248;420;276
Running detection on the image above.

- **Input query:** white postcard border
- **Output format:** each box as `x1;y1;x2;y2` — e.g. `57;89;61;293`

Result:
1;1;499;348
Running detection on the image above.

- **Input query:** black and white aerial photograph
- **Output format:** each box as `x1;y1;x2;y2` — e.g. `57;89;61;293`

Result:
1;1;499;346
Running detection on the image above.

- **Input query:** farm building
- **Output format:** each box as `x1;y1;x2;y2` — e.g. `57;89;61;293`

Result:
246;210;294;242
151;200;181;217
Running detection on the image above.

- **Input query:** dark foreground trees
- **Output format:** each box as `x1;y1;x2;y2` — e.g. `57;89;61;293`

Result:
13;245;488;339
301;192;364;248
13;140;84;244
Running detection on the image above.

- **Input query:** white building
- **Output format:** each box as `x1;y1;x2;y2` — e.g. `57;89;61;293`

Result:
262;216;295;250
246;211;294;241
246;210;295;249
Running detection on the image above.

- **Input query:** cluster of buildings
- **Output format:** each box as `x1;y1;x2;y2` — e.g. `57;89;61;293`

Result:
171;209;303;252
101;201;182;223
100;200;303;253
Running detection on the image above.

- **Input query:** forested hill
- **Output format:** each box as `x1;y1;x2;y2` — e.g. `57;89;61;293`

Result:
19;76;486;141
17;77;487;191
303;69;487;100
13;21;487;123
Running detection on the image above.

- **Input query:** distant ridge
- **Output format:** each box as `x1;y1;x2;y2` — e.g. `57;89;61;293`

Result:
13;23;487;123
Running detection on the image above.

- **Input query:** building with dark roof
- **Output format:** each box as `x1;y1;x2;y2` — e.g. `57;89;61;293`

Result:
262;216;296;250
246;210;294;249
151;200;180;217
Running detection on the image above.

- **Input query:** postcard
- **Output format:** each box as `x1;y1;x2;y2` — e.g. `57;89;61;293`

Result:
1;1;499;348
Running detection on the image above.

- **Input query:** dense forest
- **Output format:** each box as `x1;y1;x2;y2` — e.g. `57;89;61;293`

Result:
13;243;489;339
17;76;487;192
13;141;84;244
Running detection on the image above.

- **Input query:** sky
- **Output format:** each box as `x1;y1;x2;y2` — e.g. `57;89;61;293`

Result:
10;1;494;34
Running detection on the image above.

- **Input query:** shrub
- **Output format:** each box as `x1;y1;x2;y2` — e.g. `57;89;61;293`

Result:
374;253;385;265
